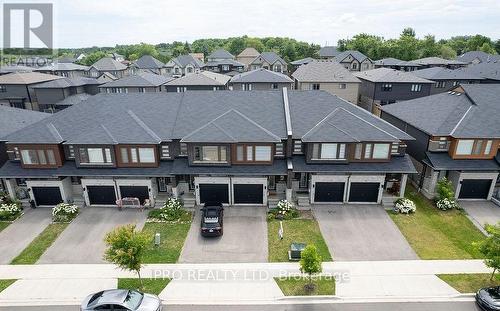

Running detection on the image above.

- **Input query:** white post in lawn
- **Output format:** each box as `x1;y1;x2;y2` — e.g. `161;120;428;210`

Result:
279;220;284;240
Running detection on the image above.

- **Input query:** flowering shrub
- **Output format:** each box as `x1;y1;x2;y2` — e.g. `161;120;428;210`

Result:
0;203;22;221
394;198;416;214
268;200;299;220
436;198;459;211
277;200;293;215
148;198;187;222
52;203;79;222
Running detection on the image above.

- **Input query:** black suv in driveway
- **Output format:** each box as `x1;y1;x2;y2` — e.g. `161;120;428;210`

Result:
200;202;224;237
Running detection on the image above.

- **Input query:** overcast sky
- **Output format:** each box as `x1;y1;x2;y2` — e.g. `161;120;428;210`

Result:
4;0;500;48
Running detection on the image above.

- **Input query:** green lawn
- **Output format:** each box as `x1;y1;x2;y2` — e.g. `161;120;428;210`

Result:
0;279;16;293
388;186;485;259
0;222;10;233
141;214;192;263
11;223;68;265
268;218;332;262
117;278;170;295
275;277;335;296
438;274;500;293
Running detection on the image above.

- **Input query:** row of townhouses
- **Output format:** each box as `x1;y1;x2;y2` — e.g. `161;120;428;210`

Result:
0;89;416;209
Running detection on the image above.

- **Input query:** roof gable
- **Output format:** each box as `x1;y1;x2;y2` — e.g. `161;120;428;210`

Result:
229;68;292;83
134;55;165;69
181;109;282;143
91;57;127;71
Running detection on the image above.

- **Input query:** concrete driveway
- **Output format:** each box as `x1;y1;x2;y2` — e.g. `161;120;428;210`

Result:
313;205;418;261
0;208;52;264
179;206;268;263
38;208;147;264
461;201;500;234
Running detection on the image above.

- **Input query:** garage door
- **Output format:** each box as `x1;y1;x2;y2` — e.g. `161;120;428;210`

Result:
119;186;149;204
32;186;63;206
87;186;116;205
199;184;229;204
233;184;263;204
314;182;345;203
348;182;380;203
459;179;492;199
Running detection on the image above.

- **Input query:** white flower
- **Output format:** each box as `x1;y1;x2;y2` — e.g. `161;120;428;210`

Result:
436;198;459;211
394;198;416;214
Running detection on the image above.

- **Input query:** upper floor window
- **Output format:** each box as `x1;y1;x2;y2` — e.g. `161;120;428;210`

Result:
79;147;112;165
0;85;6;92
311;143;346;160
120;147;155;164
161;145;170;158
453;81;459;86
311;83;320;90
180;143;188;156
293;140;303;154
274;64;282;72
177;87;187;93
355;143;390;160
21;149;56;166
352;62;358;70
271;83;279;89
242;83;252;91
456;139;493;156
381;84;392;92
174;67;180;74
222;65;229;71
339;83;347;89
435;81;446;88
194;145;227;163
186;67;193;73
109;87;127;93
411;84;422;92
138;87;146;93
234;145;272;163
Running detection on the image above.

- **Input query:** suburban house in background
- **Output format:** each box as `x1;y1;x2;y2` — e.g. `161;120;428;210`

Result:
456;61;500;83
204;49;245;75
333;50;374;71
374;58;421;72
0;72;61;111
164;71;230;92
110;52;125;62
292;60;361;104
412;57;467;69
165;54;204;77
0;65;34;75
318;46;340;59
456;51;500;64
99;72;173;93
0;89;415;208
290;57;315;72
34;63;90;78
381;84;500;201
236;47;260;69
412;67;484;95
228;68;293;91
129;55;167;75
248;52;288;74
31;77;101;112
354;68;433;115
88;57;129;79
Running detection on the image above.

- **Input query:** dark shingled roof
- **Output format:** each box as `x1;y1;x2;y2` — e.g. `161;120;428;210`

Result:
99;72;173;88
207;49;234;60
292;60;361;83
3;90;412;145
319;46;340;58
354;68;433;83
455;61;500;81
456;51;500;64
133;55;165;69
229;68;292;84
292;155;417;173
0;106;49;140
424;152;500;171
334;50;370;63
167;54;204;68
91;57;127;71
412;57;466;66
374;58;421;67
31;77;101;89
381;84;500;138
412;67;484;81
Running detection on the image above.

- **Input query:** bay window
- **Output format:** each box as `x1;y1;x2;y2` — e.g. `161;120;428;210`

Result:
79;147;113;165
456;140;475;155
311;143;346;160
353;143;391;161
455;139;494;156
234;144;272;163
194;145;228;163
372;143;390;159
20;148;56;166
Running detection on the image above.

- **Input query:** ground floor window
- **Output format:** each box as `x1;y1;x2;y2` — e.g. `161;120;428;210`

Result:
157;177;170;192
268;176;276;190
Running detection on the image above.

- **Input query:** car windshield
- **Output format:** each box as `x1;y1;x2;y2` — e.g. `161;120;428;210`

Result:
122;290;143;309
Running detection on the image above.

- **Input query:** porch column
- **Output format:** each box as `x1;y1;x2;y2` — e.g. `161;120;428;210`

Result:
171;176;179;198
4;179;17;200
399;174;408;198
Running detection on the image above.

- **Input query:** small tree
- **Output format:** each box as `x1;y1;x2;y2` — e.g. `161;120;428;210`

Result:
299;245;323;292
104;224;149;287
436;177;455;201
476;223;500;280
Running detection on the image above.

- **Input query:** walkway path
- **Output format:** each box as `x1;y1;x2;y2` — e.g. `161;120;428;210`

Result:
0;208;52;264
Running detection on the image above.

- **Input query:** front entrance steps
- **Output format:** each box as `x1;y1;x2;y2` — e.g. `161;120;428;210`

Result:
382;195;398;207
296;193;310;208
267;193;286;209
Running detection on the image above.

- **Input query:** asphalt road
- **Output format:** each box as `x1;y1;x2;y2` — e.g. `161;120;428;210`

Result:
0;301;481;311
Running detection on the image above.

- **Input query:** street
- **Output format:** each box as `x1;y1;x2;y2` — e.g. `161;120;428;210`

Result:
0;300;481;311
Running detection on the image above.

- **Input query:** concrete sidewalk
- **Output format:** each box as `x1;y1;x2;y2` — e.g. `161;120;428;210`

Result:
0;208;52;264
0;260;491;304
